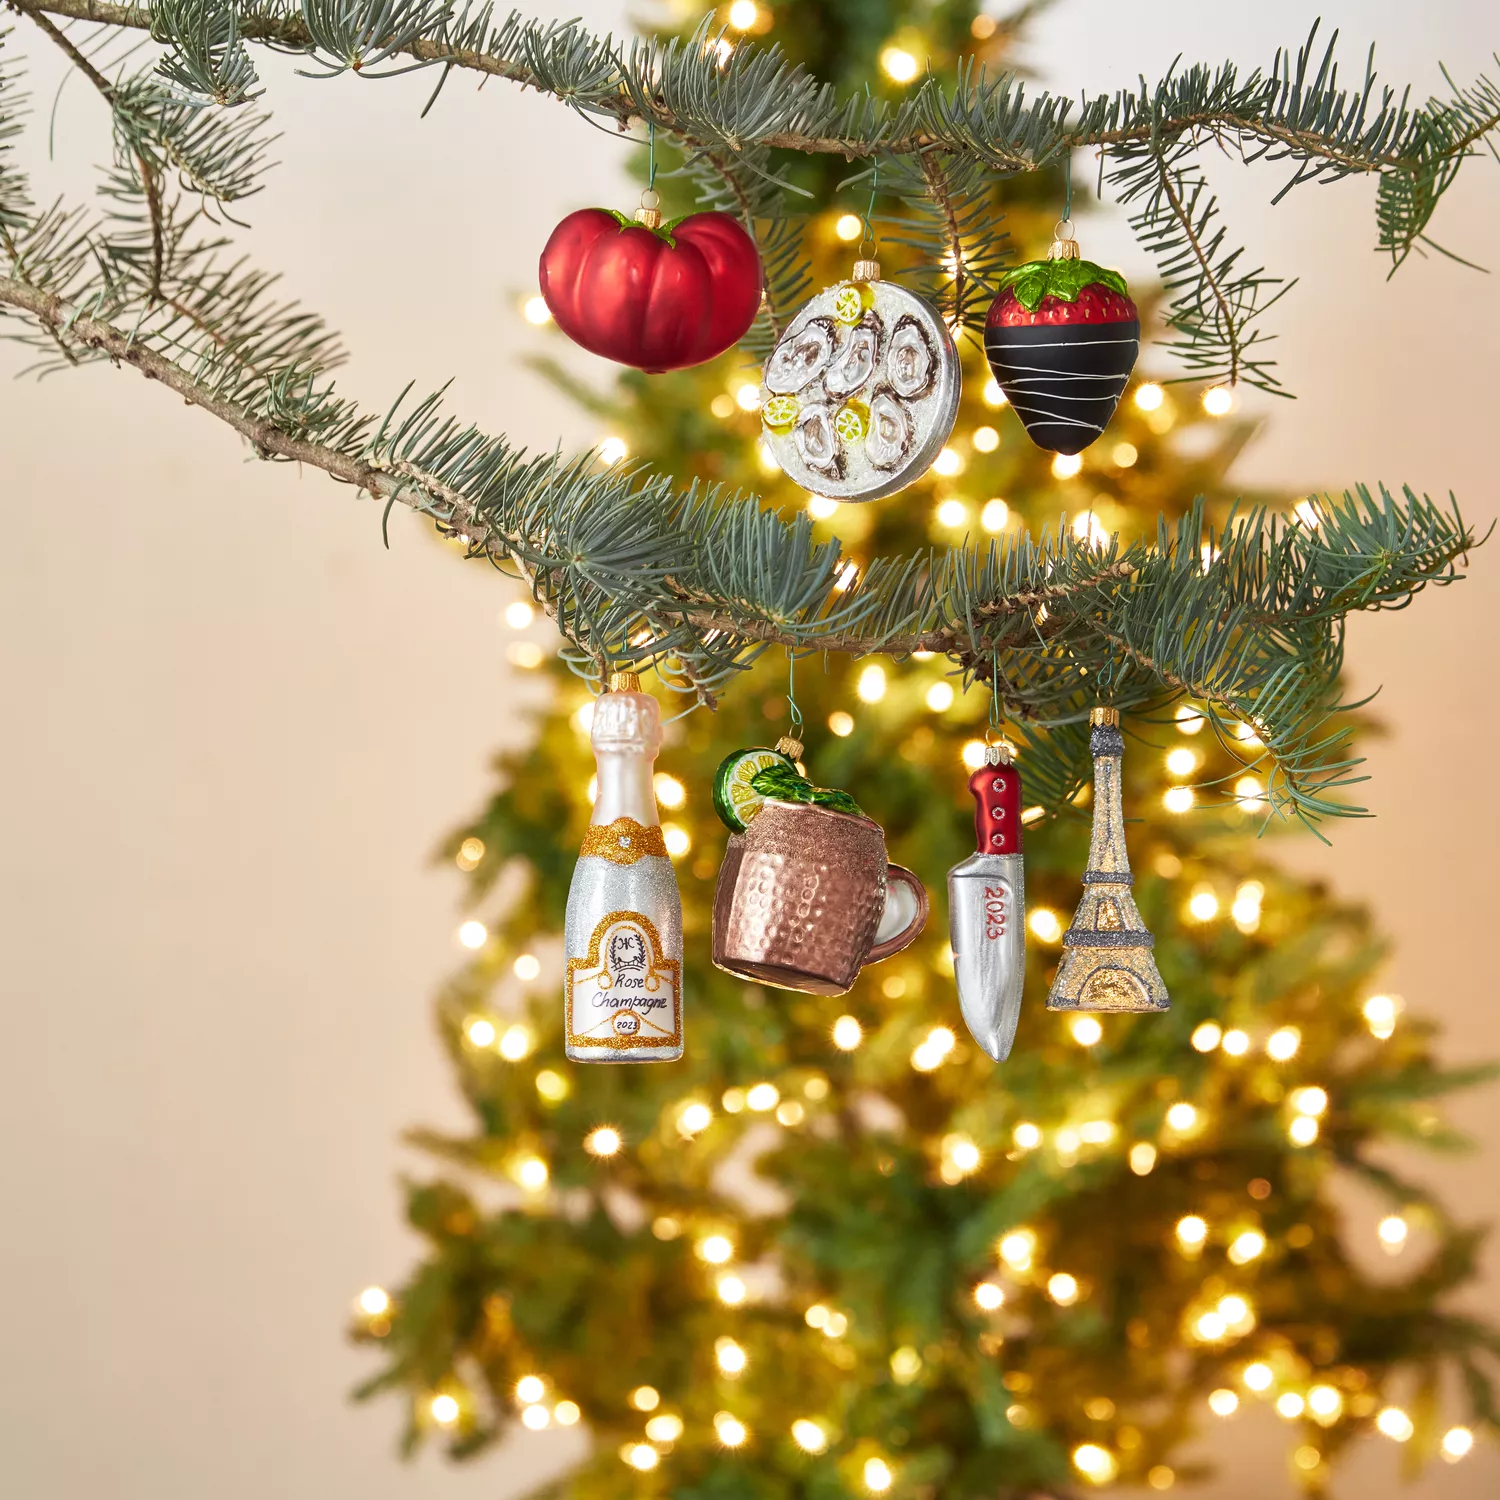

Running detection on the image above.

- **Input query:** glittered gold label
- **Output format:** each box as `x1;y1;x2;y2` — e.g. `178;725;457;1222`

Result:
579;818;667;865
566;910;681;1050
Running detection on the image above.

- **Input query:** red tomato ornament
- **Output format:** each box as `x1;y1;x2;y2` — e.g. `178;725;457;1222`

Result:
538;208;762;373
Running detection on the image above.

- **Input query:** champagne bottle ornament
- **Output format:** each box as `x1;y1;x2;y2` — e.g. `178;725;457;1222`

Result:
948;737;1028;1062
563;673;684;1061
1048;707;1169;1014
983;218;1140;455
759;243;960;502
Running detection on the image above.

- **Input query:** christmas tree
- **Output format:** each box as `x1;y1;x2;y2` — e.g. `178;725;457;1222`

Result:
334;7;1493;1498
1;0;1496;1493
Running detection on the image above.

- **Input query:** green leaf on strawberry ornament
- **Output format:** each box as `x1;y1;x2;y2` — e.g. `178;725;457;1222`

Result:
995;257;1131;311
749;762;864;818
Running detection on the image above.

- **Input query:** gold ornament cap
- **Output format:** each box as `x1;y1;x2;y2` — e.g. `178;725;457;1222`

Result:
607;671;642;693
1090;706;1120;727
774;734;805;761
635;189;662;230
852;258;881;283
1048;218;1082;261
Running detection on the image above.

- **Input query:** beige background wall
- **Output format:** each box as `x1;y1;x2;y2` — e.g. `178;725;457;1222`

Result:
0;2;1496;1497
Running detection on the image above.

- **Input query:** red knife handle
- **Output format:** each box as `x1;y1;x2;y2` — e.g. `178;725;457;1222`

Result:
968;761;1023;855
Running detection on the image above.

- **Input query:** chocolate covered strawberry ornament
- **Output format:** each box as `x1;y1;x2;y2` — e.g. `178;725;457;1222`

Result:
983;221;1140;454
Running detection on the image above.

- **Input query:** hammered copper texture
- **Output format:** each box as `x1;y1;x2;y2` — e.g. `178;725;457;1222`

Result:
713;801;920;995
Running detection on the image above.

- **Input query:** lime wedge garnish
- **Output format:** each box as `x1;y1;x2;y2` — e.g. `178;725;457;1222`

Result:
713;746;799;832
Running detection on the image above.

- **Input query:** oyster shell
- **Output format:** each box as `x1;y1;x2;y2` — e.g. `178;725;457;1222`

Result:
793;404;844;477
823;311;883;400
764;316;838;395
865;386;914;471
887;314;937;400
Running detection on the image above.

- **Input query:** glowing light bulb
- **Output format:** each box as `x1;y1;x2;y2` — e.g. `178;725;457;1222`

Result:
980;497;1010;532
926;681;955;712
1079;1120;1115;1145
1203;385;1233;416
522;1403;550;1430
961;739;988;770
626;1443;659;1470
933;448;964;478
516;1375;546;1404
1292;1087;1328;1117
1187;890;1219;922
1129;1142;1157;1175
1175;1215;1208;1248
1266;1027;1300;1061
1112;441;1139;468
516;1156;549;1191
974;1281;1005;1311
999;1229;1035;1270
522;294;552;326
1164;785;1195;813
1028;907;1063;943
1135;383;1165;411
1276;1392;1305;1419
746;1082;779;1111
585;1126;622;1157
715;1337;747;1375
1378;1214;1409;1250
1442;1426;1474;1460
835;213;863;242
864;1456;894;1492
1073;1444;1118;1483
698;1234;734;1265
1191;1023;1222;1052
598;436;628;465
1209;1388;1239;1416
715;1412;747;1447
890;1346;921;1382
983;377;1007;407
1166;1103;1198;1132
1364;993;1400;1039
879;46;919;83
1013;1122;1042;1150
466;1017;497;1047
431;1393;460;1425
1166;747;1198;776
1228;1230;1266;1265
646;1412;683;1442
1289;1115;1319;1146
1377;1407;1414;1442
358;1286;390;1316
1196;1311;1227;1341
944;1134;981;1174
654;773;686;808
514;953;541;981
1048;1273;1080;1306
1070;1015;1103;1047
857;665;886;703
630;1385;659;1412
1243;1363;1274;1392
554;1400;580;1425
1221;1028;1249;1056
792;1419;827;1453
828;710;855;737
679;1101;713;1134
973;425;1000;453
1052;453;1083;479
832;1015;863;1050
458;920;488;950
1308;1385;1342;1422
499;1024;532;1061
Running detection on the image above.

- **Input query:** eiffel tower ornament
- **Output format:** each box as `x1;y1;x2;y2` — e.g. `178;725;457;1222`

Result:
1047;707;1169;1014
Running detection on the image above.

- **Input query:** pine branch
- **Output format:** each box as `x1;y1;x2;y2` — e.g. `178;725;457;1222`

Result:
21;3;1500;385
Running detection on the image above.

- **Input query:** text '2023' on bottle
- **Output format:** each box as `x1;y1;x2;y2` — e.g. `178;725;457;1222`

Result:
563;674;684;1062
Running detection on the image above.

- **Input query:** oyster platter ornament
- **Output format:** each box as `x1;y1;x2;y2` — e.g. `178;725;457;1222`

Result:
759;258;960;502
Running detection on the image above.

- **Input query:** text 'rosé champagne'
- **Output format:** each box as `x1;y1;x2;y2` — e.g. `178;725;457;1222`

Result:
563;674;684;1063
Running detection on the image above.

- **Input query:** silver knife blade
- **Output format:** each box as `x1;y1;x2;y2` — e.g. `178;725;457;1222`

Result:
948;852;1027;1062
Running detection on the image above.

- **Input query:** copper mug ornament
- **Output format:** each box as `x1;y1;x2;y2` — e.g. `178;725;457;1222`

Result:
712;799;928;995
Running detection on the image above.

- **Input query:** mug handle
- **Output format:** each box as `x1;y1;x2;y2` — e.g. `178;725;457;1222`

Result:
868;865;929;963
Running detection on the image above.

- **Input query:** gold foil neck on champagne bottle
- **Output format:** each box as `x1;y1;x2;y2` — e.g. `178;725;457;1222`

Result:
1090;706;1120;728
607;671;642;694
